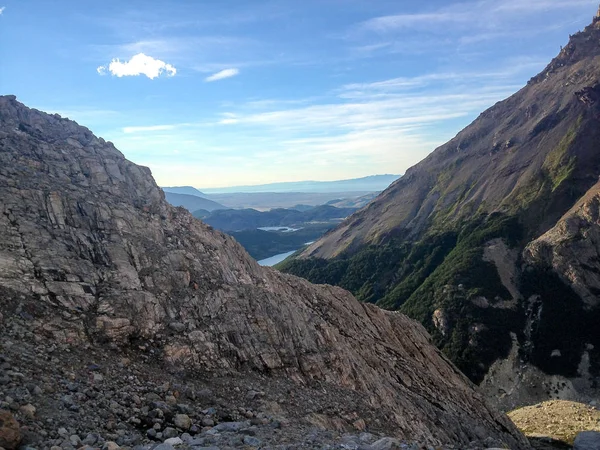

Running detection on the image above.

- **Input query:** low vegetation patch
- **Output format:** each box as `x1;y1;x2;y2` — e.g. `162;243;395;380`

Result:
508;400;600;446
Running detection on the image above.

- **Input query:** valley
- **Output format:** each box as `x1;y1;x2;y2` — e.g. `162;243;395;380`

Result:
3;2;600;449
164;186;367;263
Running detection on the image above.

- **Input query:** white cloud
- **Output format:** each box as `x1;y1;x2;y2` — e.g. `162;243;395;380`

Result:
97;53;176;79
0;6;5;14
205;68;239;82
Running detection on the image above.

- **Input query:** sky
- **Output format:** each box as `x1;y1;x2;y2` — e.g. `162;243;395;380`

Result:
1;0;598;188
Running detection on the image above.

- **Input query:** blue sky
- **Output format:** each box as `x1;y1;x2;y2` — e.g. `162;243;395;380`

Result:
1;0;598;188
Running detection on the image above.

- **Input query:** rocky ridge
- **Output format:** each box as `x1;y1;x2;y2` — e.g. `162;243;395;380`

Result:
0;95;527;449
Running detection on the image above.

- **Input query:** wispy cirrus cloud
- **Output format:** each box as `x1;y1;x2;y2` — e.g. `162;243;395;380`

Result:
205;68;240;82
361;0;597;33
97;53;176;79
0;6;5;15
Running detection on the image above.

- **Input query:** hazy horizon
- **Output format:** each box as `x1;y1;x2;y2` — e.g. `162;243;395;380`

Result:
1;0;598;187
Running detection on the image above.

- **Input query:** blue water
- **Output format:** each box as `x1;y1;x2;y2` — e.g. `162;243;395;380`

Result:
257;226;300;232
258;250;297;266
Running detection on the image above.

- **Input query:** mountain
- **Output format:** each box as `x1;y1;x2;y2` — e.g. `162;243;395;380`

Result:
0;95;528;448
326;192;380;209
203;191;376;210
198;205;356;232
281;13;600;405
164;191;226;212
199;175;400;194
162;185;206;197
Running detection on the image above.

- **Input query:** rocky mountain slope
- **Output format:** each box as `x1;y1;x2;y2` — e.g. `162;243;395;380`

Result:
0;95;528;448
281;11;600;402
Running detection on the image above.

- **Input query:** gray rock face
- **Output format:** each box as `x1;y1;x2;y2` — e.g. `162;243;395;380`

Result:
0;95;528;448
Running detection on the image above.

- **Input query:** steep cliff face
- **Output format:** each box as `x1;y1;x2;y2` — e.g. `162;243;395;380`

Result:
281;13;600;400
0;95;528;448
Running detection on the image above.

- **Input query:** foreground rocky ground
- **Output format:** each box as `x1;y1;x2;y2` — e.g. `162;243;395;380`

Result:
0;310;512;450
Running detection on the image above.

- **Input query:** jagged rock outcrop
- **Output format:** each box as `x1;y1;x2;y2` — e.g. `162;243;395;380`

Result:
0;95;528;448
525;181;600;307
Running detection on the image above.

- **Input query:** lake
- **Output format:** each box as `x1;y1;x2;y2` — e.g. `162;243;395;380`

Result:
258;250;297;266
257;226;300;233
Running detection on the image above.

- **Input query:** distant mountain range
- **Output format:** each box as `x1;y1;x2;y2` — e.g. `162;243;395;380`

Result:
163;192;226;212
162;177;390;211
195;174;401;194
162;186;206;197
202;191;375;211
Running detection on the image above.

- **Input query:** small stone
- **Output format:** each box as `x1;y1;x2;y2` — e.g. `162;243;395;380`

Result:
162;427;178;439
164;437;183;446
245;390;263;401
19;404;36;419
102;441;120;450
353;418;366;431
173;414;191;430
93;373;104;382
214;421;245;432
57;427;69;437
202;418;214;427
168;322;185;332
243;436;261;447
197;389;213;402
82;433;99;445
69;434;82;446
165;395;177;406
153;445;174;450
